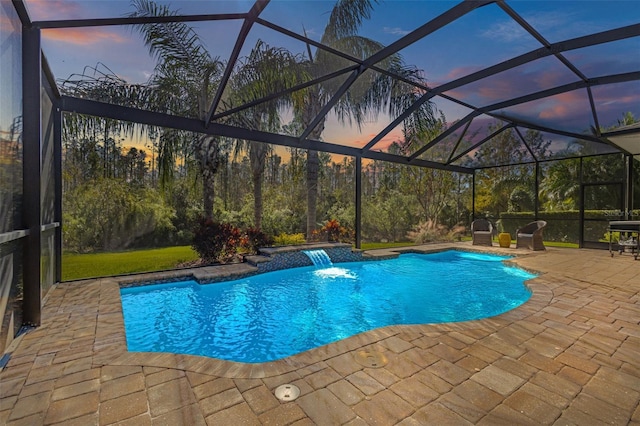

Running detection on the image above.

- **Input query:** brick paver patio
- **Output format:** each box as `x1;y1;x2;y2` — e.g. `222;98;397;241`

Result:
1;244;638;425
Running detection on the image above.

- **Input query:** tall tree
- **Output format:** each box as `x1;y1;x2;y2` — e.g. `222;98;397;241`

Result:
389;114;459;226
295;0;435;237
228;41;306;228
129;0;226;219
539;159;580;211
471;125;538;217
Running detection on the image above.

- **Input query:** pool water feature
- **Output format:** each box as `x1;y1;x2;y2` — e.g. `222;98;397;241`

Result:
303;249;333;267
120;250;536;363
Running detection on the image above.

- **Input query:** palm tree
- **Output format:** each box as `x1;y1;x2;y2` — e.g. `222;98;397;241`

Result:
295;0;436;237
129;0;226;219
59;63;151;182
616;111;637;128
227;41;306;228
539;159;580;211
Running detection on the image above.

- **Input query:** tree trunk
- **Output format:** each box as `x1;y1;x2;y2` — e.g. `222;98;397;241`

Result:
306;148;319;238
303;90;325;239
250;141;268;229
203;169;216;220
253;169;262;229
196;135;222;220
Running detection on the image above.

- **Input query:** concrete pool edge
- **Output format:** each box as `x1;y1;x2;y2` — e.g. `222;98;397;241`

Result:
92;243;552;379
114;242;540;289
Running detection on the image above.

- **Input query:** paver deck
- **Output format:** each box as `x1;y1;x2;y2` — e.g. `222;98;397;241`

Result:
1;243;639;425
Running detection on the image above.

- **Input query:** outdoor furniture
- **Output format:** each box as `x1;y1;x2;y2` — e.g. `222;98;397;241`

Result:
471;219;494;246
498;232;511;248
516;220;547;251
608;220;639;260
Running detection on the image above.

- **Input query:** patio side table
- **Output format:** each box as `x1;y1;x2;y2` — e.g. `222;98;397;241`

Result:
498;232;511;248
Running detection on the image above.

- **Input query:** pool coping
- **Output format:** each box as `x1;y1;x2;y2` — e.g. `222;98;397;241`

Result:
95;243;550;379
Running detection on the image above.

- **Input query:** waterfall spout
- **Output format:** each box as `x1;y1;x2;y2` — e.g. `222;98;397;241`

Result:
303;249;333;268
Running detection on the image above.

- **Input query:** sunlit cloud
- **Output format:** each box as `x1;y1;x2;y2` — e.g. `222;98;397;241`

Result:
428;66;481;90
444;60;580;108
475;79;516;101
383;27;410;36
539;104;570;120
444;66;483;82
25;0;85;20
534;68;574;89
372;132;402;151
554;91;585;104
42;28;128;46
492;87;597;133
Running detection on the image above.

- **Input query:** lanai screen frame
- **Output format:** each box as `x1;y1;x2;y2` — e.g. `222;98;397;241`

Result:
5;0;639;327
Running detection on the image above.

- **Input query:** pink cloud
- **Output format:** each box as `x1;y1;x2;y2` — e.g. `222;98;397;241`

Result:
539;104;570;119
428;66;483;88
553;91;585;104
476;79;515;100
371;132;403;151
25;0;85;20
42;28;127;46
445;66;483;81
444;58;579;108
534;68;573;89
534;90;593;121
444;72;522;106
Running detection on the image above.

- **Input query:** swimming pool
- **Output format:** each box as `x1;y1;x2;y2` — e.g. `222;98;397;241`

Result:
120;250;535;363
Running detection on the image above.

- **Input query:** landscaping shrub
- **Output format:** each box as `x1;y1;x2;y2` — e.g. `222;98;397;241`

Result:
311;219;354;243
192;218;241;263
241;227;274;254
407;220;465;244
274;233;306;246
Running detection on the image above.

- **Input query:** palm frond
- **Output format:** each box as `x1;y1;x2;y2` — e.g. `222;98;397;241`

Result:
225;40;309;133
129;0;211;71
322;0;378;45
58;62;155;138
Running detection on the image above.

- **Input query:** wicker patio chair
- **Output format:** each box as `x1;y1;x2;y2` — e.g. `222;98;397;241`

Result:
516;220;547;251
471;219;494;246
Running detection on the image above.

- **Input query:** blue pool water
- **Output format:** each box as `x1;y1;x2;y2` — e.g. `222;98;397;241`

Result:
120;250;535;363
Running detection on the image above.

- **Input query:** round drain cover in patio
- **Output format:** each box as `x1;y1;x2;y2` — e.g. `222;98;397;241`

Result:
274;384;300;402
354;350;388;368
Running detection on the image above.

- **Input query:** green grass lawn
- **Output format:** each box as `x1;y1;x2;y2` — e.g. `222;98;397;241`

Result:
62;246;199;281
359;241;417;250
543;241;578;248
63;243;416;280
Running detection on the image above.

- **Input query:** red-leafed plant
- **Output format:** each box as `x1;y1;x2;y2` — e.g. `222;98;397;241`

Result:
312;219;354;243
192;218;242;263
242;226;274;254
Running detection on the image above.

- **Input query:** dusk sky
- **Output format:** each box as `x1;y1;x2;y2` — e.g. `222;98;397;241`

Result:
22;0;640;161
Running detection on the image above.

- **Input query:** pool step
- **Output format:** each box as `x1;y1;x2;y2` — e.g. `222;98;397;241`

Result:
244;255;271;267
191;262;258;284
